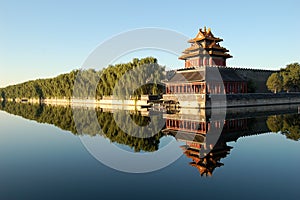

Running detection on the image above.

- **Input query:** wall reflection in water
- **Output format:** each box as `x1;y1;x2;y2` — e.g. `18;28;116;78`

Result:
1;101;300;176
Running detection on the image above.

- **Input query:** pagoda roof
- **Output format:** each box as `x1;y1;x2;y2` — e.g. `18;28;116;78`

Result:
179;51;204;59
183;45;200;52
208;41;230;51
207;67;246;82
167;69;205;83
188;27;223;43
179;50;232;60
180;27;232;60
166;67;246;83
208;51;232;58
184;42;227;52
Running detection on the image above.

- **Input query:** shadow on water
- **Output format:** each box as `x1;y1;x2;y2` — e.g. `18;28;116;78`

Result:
1;101;300;176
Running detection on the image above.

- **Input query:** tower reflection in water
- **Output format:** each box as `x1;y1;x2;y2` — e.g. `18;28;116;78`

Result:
162;106;300;176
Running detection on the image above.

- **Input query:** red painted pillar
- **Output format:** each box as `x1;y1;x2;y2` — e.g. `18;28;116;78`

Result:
233;83;235;93
228;82;230;93
209;57;213;66
234;83;237;93
241;83;244;93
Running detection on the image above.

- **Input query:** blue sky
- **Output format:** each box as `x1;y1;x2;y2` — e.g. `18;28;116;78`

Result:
0;0;299;87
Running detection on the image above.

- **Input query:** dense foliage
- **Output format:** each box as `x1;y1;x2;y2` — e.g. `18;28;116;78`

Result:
0;57;166;100
267;63;300;93
0;71;77;99
0;101;164;152
96;57;165;99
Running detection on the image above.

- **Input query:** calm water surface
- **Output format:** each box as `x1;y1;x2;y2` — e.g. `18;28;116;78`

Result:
0;102;300;200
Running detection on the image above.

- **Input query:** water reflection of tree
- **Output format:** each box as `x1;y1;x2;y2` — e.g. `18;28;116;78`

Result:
0;101;163;152
266;115;283;133
96;111;162;152
267;114;300;141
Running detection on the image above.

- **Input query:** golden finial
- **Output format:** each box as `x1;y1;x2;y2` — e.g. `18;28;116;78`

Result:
207;27;211;33
204;26;207;32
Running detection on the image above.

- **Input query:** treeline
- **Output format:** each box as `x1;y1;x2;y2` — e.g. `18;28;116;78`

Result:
0;101;163;152
266;63;300;93
0;57;166;100
0;71;77;100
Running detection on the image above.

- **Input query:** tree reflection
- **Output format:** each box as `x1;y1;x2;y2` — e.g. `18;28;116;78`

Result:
0;101;163;152
267;114;300;141
267;115;283;133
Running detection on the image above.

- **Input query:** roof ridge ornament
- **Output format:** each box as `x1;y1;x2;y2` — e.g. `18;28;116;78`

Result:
207;27;211;34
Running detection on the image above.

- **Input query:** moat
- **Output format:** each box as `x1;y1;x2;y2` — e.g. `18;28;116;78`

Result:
0;101;300;200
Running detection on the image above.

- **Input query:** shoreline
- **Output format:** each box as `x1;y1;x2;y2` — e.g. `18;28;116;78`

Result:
2;93;300;109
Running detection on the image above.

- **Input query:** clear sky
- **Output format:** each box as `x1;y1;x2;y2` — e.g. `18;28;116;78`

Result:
0;0;299;87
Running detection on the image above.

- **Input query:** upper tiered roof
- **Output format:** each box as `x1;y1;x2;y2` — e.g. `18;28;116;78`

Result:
188;27;222;43
179;27;232;60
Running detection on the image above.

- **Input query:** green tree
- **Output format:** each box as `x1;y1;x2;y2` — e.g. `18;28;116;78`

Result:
281;63;300;92
0;57;165;100
266;72;283;93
